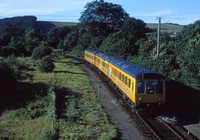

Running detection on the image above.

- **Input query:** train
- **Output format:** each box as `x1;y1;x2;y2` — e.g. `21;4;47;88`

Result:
84;49;166;111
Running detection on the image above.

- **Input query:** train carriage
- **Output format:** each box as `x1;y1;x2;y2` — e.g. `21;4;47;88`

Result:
95;52;116;76
109;58;166;109
84;49;166;110
84;49;98;65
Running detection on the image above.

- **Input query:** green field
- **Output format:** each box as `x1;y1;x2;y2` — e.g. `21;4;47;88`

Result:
147;23;183;34
0;56;116;139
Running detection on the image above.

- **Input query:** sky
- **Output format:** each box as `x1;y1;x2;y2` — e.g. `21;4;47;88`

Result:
0;0;200;25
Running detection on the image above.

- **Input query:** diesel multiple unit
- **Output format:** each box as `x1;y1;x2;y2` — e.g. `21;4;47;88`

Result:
84;49;166;110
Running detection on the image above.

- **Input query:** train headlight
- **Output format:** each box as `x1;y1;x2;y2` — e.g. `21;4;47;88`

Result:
139;97;142;101
158;98;162;102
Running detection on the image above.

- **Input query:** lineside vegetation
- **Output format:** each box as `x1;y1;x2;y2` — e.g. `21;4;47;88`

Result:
0;56;116;139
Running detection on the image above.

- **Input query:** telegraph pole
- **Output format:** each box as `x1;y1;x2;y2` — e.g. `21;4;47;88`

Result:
156;17;162;60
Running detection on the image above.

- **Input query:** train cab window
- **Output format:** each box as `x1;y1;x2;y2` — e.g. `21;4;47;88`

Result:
156;81;163;94
146;81;154;94
137;81;145;94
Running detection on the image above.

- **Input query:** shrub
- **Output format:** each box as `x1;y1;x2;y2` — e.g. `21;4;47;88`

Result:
38;55;55;73
11;108;30;119
32;46;52;60
0;46;17;57
0;60;16;85
26;98;47;119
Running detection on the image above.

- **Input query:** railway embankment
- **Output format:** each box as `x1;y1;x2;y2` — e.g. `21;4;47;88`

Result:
162;79;200;139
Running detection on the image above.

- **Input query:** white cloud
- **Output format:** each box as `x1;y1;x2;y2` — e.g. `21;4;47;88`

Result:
0;0;88;17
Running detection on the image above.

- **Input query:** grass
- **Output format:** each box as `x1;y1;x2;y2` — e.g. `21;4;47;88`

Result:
53;56;116;139
0;56;117;139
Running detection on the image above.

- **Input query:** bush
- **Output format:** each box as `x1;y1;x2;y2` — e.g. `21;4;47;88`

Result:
32;46;52;60
0;59;16;85
0;46;17;57
11;108;30;119
38;55;55;72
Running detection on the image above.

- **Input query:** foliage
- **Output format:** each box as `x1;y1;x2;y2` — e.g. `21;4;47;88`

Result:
0;45;17;57
79;0;129;36
0;55;25;85
0;58;16;85
38;55;55;73
11;108;30;119
99;31;130;59
39;129;53;140
26;98;48;119
46;26;71;48
121;17;150;42
32;45;52;60
24;27;40;55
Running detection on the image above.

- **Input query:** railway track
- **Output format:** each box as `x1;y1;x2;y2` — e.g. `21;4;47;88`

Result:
53;52;195;140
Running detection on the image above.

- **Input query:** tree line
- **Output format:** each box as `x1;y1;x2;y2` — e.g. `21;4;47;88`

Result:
0;0;199;90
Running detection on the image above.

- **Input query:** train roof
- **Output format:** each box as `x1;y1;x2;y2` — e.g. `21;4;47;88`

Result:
85;49;163;79
109;58;163;79
96;52;116;61
85;49;99;55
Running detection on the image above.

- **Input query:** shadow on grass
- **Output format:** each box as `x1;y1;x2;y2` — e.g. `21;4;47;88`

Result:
0;81;48;114
165;80;200;124
55;87;79;120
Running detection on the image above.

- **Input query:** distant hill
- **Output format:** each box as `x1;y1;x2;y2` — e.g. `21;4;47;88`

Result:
48;21;78;27
0;16;78;34
146;23;184;34
0;16;183;35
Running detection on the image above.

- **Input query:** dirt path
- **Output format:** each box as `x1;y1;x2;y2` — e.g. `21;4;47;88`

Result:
71;59;143;140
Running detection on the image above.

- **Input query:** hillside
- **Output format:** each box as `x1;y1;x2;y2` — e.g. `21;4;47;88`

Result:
147;23;183;34
0;16;183;34
48;21;78;27
0;16;77;34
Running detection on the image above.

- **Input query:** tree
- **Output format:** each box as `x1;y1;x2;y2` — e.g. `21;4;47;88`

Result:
79;0;129;36
46;26;72;48
32;45;52;60
24;27;40;55
99;31;130;59
121;17;150;42
38;55;55;73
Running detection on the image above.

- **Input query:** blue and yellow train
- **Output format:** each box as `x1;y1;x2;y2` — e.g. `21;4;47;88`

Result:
84;49;166;110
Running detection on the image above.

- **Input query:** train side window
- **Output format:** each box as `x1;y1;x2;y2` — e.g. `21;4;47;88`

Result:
115;69;116;76
147;81;154;94
125;76;127;85
122;74;124;82
119;72;121;80
137;81;145;94
129;79;131;88
156;81;163;94
132;81;134;90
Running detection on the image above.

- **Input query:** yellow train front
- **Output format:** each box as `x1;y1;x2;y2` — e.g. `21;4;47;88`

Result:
84;49;166;110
